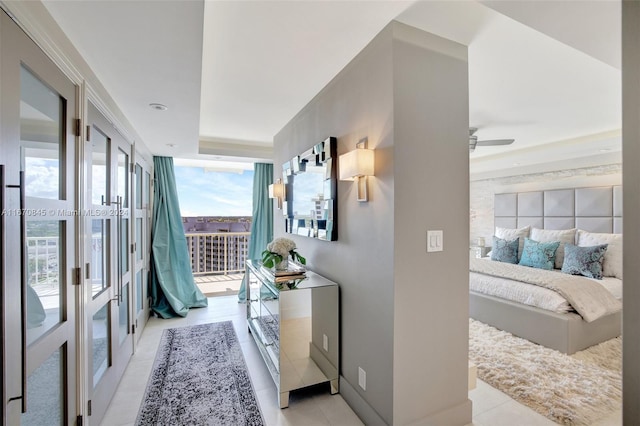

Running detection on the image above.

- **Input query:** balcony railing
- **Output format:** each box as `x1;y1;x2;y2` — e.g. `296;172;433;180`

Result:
185;232;250;276
27;236;59;288
28;235;110;295
27;231;250;288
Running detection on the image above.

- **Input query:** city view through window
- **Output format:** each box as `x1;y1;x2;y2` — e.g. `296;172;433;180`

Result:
175;166;254;295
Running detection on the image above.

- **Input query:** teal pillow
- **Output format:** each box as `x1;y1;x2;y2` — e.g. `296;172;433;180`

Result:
491;236;519;264
519;238;560;270
561;243;608;279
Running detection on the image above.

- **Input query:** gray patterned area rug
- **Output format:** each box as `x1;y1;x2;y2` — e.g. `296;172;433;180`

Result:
470;319;621;425
136;321;264;426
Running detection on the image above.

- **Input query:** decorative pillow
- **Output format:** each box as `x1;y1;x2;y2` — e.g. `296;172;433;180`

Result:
530;228;577;269
519;237;560;270
577;230;622;279
491;236;519;264
561;243;608;279
495;226;530;261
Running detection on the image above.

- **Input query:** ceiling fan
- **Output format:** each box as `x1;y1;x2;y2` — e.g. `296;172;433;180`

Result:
469;127;515;152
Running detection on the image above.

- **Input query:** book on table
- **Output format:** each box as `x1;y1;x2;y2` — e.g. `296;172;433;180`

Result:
261;261;307;278
274;274;306;283
274;262;306;276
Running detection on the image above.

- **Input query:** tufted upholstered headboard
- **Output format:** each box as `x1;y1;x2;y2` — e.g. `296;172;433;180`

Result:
494;186;622;234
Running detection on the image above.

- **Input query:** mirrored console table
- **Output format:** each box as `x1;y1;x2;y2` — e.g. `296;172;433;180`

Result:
246;259;339;408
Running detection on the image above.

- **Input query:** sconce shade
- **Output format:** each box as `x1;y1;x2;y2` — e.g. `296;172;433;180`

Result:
268;179;286;209
268;182;285;199
339;148;374;180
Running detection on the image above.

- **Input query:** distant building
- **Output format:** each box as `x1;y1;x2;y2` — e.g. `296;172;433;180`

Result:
183;216;252;275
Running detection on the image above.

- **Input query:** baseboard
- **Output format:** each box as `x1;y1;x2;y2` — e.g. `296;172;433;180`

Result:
340;376;472;426
406;399;473;426
339;376;389;426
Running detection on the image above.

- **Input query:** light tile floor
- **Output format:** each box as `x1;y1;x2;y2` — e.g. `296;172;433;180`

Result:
100;295;621;426
194;273;244;296
470;379;621;426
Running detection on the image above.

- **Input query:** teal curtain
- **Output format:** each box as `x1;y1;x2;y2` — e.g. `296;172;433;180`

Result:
150;156;208;318
238;163;274;301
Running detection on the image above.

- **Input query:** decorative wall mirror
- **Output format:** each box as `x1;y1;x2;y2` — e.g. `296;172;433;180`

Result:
282;136;337;241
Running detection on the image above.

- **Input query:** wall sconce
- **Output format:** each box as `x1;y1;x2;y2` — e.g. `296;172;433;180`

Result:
339;138;375;202
268;179;286;209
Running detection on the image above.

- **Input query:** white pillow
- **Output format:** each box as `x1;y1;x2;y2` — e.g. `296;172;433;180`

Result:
530;228;577;269
495;226;530;261
576;230;622;279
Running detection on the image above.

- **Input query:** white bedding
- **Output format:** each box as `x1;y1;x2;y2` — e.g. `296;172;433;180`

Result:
470;258;622;316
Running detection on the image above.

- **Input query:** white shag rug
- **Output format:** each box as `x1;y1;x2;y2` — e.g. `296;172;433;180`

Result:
469;319;621;425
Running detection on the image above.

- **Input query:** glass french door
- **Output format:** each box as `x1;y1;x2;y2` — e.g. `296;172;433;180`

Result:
85;102;134;424
133;156;152;346
1;10;78;425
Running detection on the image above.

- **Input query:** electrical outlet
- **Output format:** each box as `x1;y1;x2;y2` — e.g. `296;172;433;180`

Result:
358;367;366;391
323;334;329;351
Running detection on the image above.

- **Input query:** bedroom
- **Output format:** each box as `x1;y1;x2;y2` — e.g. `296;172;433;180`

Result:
468;186;623;423
464;3;623;423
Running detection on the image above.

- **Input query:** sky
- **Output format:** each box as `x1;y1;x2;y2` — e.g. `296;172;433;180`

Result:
25;157;59;199
174;166;254;217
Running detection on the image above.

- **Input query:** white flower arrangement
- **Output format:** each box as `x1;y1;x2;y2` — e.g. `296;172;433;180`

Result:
262;237;306;268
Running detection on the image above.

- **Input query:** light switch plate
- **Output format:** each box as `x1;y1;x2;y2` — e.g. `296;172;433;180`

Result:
358;367;366;390
427;230;443;252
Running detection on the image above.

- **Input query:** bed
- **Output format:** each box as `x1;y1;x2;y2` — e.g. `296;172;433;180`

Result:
469;186;623;354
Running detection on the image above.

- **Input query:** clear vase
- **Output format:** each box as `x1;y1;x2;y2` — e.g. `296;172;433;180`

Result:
275;257;289;271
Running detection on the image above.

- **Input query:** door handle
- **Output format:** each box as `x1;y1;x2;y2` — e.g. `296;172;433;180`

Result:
5;169;27;412
112;196;123;304
18;170;27;413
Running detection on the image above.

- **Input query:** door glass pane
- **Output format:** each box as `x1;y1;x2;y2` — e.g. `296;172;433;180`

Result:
91;127;108;206
121;218;129;274
20;66;63;200
117;149;128;208
136;163;142;209
119;284;129;345
93;304;110;386
136;217;143;261
26;220;62;345
144;171;150;207
21;347;64;426
91;219;108;298
136;270;143;313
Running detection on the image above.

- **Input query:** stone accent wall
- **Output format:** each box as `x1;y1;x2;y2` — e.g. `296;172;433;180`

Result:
470;164;622;246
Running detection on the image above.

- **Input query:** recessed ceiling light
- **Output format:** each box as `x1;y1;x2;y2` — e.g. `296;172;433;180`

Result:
149;103;168;111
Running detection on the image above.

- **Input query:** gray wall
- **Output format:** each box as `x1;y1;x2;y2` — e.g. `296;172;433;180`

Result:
391;26;471;424
622;1;640;422
274;25;396;423
273;21;471;425
470;165;622;244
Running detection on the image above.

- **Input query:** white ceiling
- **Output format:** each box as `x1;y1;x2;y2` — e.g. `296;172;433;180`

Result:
42;0;205;159
40;0;622;177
